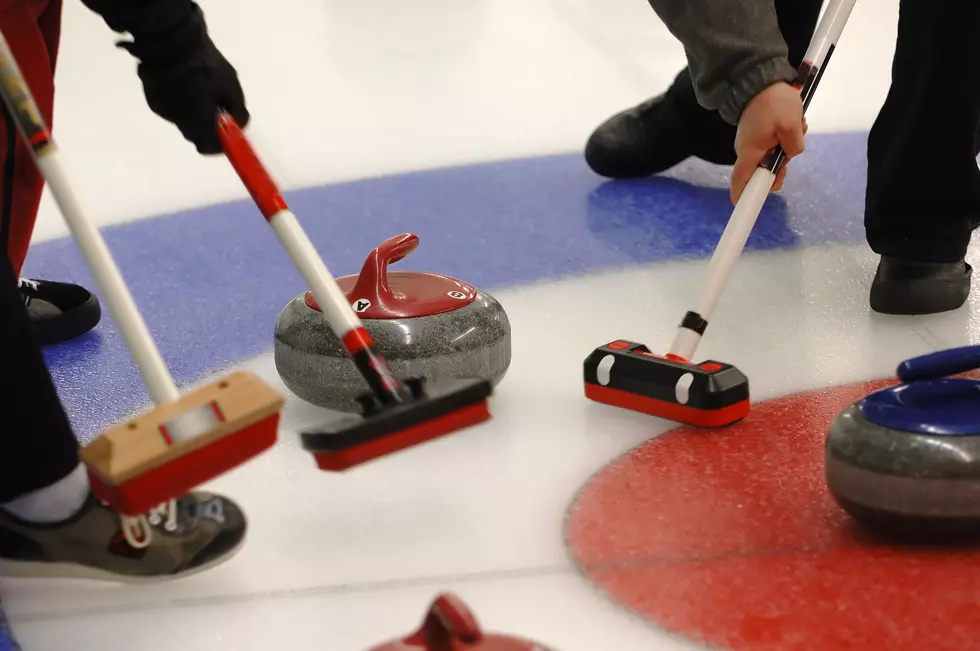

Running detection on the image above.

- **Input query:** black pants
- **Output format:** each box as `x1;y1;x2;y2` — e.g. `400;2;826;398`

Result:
865;0;980;263
0;256;79;503
673;0;980;262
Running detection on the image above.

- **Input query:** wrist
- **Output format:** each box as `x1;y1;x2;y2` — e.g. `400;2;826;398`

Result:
720;57;797;126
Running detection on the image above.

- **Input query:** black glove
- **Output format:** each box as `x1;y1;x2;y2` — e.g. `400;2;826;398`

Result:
81;0;249;154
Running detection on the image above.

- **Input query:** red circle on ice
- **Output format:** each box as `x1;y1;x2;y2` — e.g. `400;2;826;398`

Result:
564;377;980;651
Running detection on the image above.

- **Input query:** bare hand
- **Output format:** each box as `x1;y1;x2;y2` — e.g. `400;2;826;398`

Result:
731;82;807;203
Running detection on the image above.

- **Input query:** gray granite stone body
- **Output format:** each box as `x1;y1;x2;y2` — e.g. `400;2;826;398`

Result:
274;290;510;412
826;401;980;520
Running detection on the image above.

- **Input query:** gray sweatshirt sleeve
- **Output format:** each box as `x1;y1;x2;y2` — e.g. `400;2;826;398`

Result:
646;0;798;125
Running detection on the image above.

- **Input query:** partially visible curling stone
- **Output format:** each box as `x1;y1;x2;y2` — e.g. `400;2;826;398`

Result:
274;233;511;412
826;345;980;540
367;592;559;651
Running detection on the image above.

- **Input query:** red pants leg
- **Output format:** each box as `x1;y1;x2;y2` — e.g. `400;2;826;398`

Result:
0;0;60;277
0;0;78;503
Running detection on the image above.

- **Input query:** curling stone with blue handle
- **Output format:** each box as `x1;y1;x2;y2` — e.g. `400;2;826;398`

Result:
274;233;511;412
826;345;980;538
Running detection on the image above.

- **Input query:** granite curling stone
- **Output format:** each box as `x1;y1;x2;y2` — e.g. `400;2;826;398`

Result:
825;345;980;540
274;232;511;412
367;592;558;651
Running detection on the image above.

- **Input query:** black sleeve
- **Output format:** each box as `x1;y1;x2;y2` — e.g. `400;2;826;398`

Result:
79;0;196;37
78;0;209;64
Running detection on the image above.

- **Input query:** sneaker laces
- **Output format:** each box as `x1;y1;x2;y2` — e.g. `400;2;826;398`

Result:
18;278;39;305
119;498;178;548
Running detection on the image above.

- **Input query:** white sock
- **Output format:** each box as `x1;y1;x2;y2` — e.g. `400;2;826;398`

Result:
2;462;91;523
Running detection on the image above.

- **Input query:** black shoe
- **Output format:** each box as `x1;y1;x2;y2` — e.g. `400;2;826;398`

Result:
869;257;972;315
19;278;102;345
585;68;737;179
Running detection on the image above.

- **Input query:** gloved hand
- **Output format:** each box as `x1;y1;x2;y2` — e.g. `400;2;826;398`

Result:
82;0;249;154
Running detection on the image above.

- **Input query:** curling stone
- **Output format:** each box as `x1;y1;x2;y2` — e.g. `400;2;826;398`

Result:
368;593;558;651
826;345;980;539
274;233;510;412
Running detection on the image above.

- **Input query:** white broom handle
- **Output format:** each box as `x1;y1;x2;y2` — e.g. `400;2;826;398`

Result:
0;30;179;405
668;170;773;360
268;208;363;338
668;0;858;361
806;0;857;68
215;114;364;339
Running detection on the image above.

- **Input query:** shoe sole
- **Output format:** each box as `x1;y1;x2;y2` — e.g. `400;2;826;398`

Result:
0;534;245;584
870;278;971;315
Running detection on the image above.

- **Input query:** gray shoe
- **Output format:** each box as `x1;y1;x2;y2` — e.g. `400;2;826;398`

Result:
0;491;246;582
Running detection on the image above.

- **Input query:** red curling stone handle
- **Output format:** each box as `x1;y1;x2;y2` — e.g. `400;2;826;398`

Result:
350;232;419;305
407;593;483;650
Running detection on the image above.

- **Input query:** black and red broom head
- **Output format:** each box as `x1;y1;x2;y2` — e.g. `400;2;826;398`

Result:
301;376;492;471
584;340;749;428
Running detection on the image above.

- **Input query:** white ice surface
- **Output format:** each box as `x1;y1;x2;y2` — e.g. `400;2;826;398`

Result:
9;236;979;650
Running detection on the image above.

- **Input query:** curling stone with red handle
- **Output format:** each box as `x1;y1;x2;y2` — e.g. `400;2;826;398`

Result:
367;592;558;651
274;233;511;412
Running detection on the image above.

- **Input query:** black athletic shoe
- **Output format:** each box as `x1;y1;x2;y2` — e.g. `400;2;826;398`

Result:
870;257;972;315
19;278;102;345
585;69;737;179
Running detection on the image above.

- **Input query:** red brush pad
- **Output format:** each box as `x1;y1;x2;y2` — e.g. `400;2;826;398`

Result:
87;414;280;515
585;384;749;428
312;401;489;471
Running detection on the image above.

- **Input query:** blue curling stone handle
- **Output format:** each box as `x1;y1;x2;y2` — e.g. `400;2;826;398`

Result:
897;344;980;383
860;345;980;436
